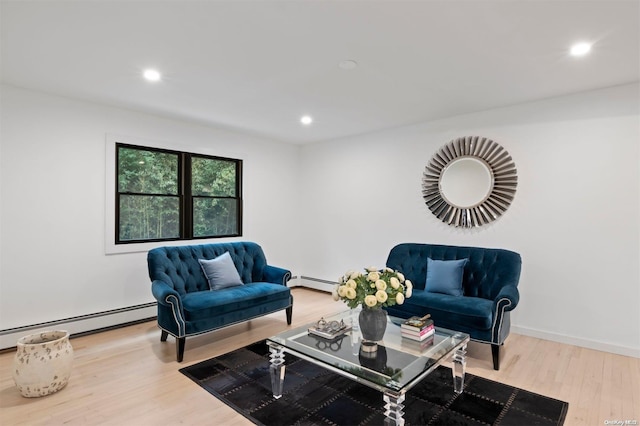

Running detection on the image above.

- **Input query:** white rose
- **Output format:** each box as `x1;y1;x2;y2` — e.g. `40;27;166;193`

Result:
405;279;412;289
346;279;357;289
396;272;405;282
337;285;348;297
384;267;393;273
389;277;400;289
332;289;340;301
375;290;388;303
396;293;405;304
367;271;380;282
346;287;357;299
405;287;412;298
365;266;378;272
375;280;387;291
350;271;361;280
364;295;378;307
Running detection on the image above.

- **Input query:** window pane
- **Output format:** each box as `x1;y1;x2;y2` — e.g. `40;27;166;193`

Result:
193;198;238;237
119;195;180;241
191;157;237;197
118;147;178;194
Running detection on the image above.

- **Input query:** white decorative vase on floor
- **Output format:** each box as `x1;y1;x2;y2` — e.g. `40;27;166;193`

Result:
12;330;74;397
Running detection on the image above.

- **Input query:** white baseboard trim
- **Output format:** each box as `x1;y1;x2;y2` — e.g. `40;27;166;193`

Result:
0;303;157;350
289;276;334;293
511;325;640;358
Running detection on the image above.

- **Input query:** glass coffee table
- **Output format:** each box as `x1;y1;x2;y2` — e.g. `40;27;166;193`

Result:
266;309;470;425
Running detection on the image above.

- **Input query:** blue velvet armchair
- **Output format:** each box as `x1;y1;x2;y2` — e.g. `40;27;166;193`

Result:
148;242;292;362
385;243;521;370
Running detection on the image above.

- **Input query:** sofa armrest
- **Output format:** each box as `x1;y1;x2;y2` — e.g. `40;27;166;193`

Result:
494;285;519;312
152;280;187;337
263;265;292;286
152;280;184;312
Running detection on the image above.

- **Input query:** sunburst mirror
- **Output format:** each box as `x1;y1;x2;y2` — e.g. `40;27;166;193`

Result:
422;136;517;228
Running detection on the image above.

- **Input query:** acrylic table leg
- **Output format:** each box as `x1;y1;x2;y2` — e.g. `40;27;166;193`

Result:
268;345;286;399
383;391;405;426
452;344;467;394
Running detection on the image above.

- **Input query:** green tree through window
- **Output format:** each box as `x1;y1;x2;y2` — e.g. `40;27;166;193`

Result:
191;156;239;237
116;144;242;243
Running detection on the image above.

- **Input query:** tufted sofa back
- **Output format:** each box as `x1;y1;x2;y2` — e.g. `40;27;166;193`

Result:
386;243;521;301
148;242;268;296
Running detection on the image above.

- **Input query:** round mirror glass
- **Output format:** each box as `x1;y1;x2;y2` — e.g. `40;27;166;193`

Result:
439;157;493;208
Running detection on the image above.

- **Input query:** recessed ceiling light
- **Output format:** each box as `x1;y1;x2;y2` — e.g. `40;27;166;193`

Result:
339;60;358;70
300;115;313;125
143;69;161;82
570;42;592;57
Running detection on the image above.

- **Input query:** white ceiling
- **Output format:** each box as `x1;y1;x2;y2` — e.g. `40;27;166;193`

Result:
2;1;638;144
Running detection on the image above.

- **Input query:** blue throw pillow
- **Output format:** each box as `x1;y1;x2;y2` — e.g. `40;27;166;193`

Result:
198;252;244;291
425;258;468;296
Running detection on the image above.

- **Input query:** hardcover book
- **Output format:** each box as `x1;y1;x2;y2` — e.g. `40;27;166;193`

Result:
401;325;434;337
401;316;434;331
401;328;435;341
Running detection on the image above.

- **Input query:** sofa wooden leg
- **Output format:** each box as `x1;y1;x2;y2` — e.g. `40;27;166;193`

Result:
286;306;293;325
160;330;168;342
492;344;500;370
176;337;185;363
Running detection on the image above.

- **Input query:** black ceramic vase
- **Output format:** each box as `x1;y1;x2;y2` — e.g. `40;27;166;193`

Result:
358;308;387;342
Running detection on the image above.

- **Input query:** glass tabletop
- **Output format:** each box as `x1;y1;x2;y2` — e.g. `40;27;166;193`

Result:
267;309;469;393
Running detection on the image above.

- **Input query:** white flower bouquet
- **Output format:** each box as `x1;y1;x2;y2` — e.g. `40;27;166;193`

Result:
334;267;413;309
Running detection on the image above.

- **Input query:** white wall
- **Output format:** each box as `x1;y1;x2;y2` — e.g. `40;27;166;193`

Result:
298;83;640;357
2;83;638;357
0;84;301;335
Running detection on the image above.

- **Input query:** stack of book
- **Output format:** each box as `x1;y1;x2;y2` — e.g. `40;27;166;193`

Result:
401;315;435;342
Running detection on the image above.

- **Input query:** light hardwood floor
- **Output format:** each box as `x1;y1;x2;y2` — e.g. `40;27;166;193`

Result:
1;288;638;425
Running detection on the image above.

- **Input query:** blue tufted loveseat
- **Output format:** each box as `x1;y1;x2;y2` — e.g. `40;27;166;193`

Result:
148;242;292;362
385;243;521;370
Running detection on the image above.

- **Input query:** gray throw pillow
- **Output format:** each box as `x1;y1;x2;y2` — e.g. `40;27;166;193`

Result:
198;252;244;291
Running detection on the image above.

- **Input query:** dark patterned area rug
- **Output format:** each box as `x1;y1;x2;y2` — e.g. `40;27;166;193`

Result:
180;340;568;425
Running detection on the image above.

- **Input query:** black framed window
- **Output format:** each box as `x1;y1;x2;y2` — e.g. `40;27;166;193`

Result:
116;143;242;244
